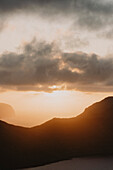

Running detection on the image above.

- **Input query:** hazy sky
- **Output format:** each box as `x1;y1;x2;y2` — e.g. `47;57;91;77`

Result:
0;0;113;126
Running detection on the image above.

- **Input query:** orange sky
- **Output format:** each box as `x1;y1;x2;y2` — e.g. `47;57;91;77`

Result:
0;0;113;127
0;91;112;127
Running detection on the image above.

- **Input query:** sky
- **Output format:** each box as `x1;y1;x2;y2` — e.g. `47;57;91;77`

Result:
0;0;113;126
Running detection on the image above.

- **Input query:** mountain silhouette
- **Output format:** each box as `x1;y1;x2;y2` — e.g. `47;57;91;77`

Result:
0;103;15;119
1;97;113;169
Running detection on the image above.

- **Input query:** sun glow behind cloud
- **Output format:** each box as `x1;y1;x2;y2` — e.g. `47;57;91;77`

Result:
0;0;113;126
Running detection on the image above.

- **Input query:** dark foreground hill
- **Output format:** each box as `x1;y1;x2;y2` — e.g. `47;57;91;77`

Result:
1;97;113;169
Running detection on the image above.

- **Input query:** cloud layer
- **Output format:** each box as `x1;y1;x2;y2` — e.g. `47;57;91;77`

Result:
0;0;113;32
0;40;113;92
0;0;113;92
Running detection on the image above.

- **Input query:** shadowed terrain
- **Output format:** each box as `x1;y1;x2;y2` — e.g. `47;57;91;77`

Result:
1;97;113;169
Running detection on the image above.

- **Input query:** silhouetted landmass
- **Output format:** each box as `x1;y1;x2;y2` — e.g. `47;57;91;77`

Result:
1;97;113;169
0;103;15;119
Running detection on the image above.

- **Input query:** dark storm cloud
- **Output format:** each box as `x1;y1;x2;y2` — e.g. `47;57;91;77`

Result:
0;0;112;13
63;52;113;82
0;0;113;31
0;40;113;92
0;0;73;12
64;54;113;92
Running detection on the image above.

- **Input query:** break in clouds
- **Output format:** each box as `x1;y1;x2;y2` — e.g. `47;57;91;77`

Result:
0;39;113;93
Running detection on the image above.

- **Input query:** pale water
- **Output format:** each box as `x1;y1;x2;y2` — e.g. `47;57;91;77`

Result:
25;157;113;170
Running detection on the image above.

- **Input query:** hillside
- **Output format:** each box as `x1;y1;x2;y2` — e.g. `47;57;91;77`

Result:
1;97;113;169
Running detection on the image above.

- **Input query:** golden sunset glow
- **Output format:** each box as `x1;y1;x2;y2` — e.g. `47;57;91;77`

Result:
2;1;113;170
0;90;112;127
0;0;113;127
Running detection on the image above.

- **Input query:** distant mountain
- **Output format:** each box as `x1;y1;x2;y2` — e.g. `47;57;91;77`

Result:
1;97;113;169
0;103;15;119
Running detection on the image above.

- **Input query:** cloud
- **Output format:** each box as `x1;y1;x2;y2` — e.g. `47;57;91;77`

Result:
0;0;113;32
0;39;113;92
74;0;113;30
